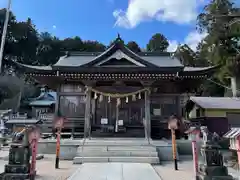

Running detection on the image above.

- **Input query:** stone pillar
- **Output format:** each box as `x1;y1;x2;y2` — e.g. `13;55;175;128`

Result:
84;88;91;138
144;89;151;140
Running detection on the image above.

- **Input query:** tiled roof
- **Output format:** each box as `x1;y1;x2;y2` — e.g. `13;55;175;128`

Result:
5;119;41;124
53;52;184;68
190;96;240;110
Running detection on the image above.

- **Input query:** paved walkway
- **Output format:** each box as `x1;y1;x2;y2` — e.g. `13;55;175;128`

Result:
153;161;194;180
68;163;162;180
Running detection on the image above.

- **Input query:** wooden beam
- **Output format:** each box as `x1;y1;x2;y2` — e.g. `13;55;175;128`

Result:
140;81;154;87
81;80;97;87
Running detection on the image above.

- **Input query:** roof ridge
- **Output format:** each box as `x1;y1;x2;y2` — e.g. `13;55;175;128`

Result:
62;51;173;57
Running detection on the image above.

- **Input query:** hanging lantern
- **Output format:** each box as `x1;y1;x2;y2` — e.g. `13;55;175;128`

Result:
126;96;129;103
94;92;98;99
132;94;136;101
108;96;111;103
117;98;121;106
138;93;141;99
99;94;103;102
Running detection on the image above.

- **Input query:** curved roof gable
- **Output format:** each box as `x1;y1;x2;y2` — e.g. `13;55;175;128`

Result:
80;37;159;68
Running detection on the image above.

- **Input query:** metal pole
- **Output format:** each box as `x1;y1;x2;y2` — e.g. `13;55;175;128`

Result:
0;0;12;73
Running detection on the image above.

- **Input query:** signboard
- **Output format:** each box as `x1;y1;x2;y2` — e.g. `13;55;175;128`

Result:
153;108;161;116
101;118;108;125
118;120;123;126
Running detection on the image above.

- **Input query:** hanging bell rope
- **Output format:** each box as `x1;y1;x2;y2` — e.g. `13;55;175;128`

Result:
86;86;150;98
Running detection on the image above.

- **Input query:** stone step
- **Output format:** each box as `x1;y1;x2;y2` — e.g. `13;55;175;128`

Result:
76;150;158;157
82;139;152;146
73;156;160;164
78;145;156;152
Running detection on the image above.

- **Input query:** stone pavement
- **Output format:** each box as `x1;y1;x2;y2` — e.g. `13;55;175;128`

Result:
153;160;194;180
68;163;162;180
1;152;239;180
35;160;78;180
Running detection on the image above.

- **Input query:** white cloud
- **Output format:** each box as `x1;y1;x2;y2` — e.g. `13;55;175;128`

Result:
184;31;208;50
168;31;208;52
113;0;199;29
52;25;57;29
167;40;179;52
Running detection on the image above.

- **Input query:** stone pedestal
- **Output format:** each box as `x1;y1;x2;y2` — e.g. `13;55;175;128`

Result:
1;143;31;180
197;144;234;180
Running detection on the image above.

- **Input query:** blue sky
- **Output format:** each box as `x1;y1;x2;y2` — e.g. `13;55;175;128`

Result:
0;0;215;50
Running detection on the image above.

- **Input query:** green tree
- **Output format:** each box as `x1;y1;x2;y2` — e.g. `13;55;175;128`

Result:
146;33;169;52
83;40;106;52
61;36;84;51
36;32;62;65
197;0;240;82
11;18;39;65
197;0;240;96
126;41;141;53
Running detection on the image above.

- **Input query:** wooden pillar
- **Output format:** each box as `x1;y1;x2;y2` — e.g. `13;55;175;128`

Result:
144;89;151;140
115;103;119;132
54;85;60;115
84;88;91;138
54;86;60;138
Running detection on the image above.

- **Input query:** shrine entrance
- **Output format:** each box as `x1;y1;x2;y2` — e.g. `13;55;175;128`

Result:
89;86;149;138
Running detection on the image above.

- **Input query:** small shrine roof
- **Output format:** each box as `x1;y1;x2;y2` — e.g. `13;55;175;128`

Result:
190;96;240;110
5;119;41;124
29;100;55;106
223;128;240;138
184;126;200;134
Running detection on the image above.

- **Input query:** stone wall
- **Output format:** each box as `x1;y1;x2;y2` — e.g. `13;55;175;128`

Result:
37;140;80;160
177;139;202;155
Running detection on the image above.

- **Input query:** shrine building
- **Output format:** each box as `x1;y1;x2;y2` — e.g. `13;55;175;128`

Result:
11;36;218;139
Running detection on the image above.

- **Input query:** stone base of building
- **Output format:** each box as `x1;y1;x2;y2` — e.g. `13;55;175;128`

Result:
196;165;234;180
0;173;29;180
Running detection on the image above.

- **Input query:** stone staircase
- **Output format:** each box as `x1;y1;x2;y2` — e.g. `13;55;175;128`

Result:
73;138;160;164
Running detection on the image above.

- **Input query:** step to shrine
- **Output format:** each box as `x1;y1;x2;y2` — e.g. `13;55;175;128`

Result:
73;139;160;164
